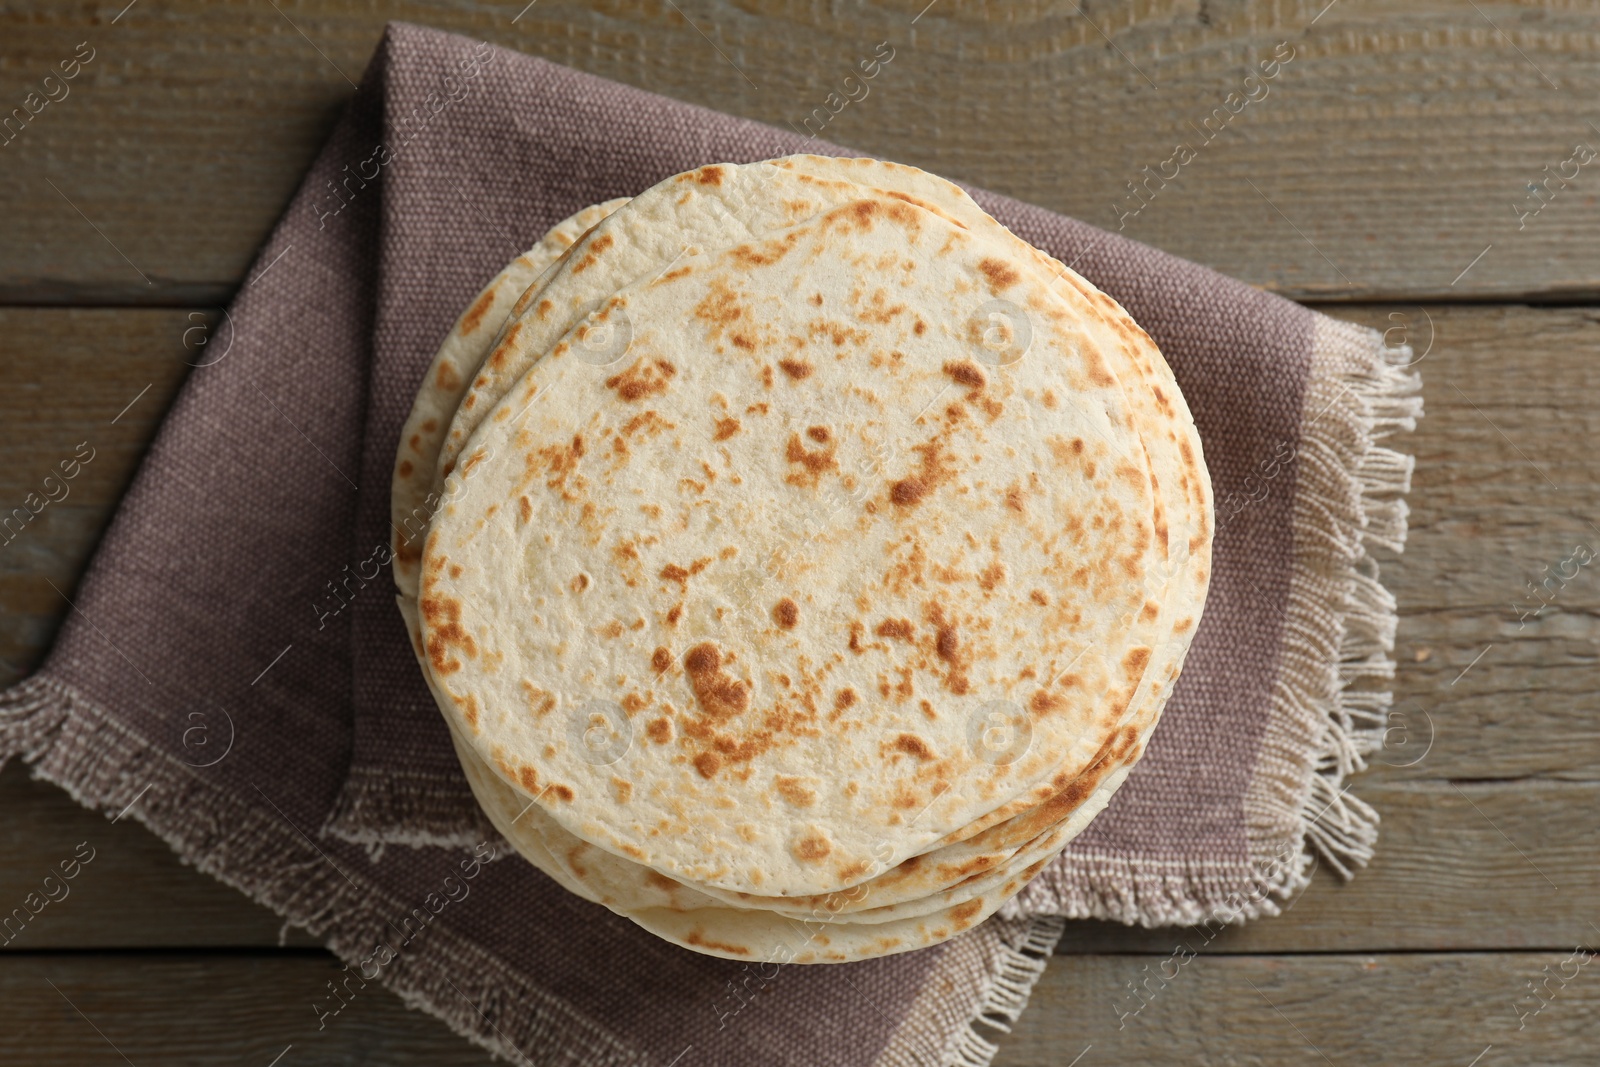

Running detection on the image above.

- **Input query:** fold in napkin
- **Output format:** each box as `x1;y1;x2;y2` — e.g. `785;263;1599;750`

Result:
0;22;1419;1067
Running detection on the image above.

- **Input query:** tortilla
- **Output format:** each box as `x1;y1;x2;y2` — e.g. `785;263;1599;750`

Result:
420;193;1164;897
396;158;1213;962
432;161;1204;847
392;199;629;598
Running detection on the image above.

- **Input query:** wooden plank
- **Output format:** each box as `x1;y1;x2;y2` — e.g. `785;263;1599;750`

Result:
2;948;1593;1065
0;951;495;1065
994;950;1599;1066
1316;305;1600;787
0;309;195;682
2;2;1599;301
1052;777;1600;954
0;762;321;950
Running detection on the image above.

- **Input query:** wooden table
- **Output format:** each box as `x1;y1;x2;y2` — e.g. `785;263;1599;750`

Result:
3;2;1597;1063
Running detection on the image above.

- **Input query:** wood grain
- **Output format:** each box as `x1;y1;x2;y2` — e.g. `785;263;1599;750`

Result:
0;762;319;951
994;950;1599;1066
0;309;196;681
0;948;1592;1065
2;1;1600;301
0;952;496;1066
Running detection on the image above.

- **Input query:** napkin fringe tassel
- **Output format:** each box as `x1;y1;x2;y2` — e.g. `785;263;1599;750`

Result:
999;318;1421;930
0;673;655;1067
1243;321;1421;906
941;915;1066;1067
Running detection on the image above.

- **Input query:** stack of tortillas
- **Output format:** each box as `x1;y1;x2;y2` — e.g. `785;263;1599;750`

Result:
391;156;1213;964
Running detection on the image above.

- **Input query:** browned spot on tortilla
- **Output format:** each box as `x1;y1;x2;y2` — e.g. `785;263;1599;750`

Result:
693;751;723;778
519;496;533;524
773;598;799;629
1123;645;1152;680
794;833;832;861
891;733;934;760
943;360;986;389
888;438;951;509
950;898;984;929
848;621;867;654
1028;689;1064;716
421;594;477;676
713;416;741;441
435;362;460;391
928;604;970;695
978;257;1020;291
694;279;743;332
784;432;837;489
778;358;813;381
660;557;711;586
875;618;914;641
1140;599;1161;623
806;425;830;443
621;691;652;714
571;232;614;274
651;646;673;673
398;459;413;478
835;860;869;883
518;680;555;718
833;688;858;714
774;776;815;807
421;418;437;433
684;642;750;720
666;602;684;626
461;288;496;335
685;929;751;955
913;318;927;336
694;165;725;186
977;562;1006;591
646;717;673;744
550;784;575;802
891;478;925;506
568;572;589;593
605;358;676;402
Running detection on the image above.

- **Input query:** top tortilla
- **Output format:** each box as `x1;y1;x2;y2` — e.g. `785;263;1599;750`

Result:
419;193;1167;897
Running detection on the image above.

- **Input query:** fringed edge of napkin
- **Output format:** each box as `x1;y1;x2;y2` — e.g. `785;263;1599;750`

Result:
1006;315;1422;926
0;674;656;1067
0;674;1071;1067
1239;317;1422;909
324;766;494;852
871;914;1066;1067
